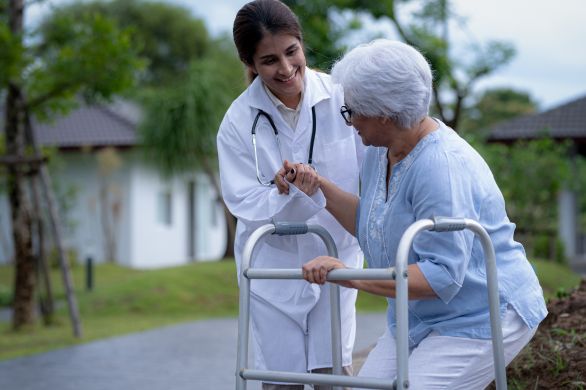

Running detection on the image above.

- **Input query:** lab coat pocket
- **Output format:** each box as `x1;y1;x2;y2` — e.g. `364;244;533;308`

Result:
250;242;319;306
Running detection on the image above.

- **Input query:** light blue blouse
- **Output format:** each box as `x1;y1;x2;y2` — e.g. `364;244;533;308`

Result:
356;120;548;347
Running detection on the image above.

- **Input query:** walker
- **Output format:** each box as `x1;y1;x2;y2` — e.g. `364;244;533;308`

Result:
236;217;507;389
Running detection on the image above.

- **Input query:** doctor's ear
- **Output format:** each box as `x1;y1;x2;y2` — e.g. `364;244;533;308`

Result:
247;64;257;75
245;65;258;84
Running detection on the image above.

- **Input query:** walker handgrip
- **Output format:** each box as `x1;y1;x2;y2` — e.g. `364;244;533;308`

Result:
432;216;467;232
273;222;309;235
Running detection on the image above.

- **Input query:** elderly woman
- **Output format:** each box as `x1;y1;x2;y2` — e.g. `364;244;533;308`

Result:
278;39;547;389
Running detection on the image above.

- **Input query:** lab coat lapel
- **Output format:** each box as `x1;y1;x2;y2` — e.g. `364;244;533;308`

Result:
246;76;291;133
293;68;332;144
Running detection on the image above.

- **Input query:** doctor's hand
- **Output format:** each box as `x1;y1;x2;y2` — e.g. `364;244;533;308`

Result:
275;160;297;195
302;256;353;288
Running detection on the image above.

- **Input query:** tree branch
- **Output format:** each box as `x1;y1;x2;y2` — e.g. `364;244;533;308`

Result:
432;86;447;123
25;83;76;110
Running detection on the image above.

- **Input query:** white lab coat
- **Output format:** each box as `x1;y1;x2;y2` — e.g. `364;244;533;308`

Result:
217;68;364;373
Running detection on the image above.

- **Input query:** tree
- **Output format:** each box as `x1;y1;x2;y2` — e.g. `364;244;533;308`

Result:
96;147;123;263
284;0;515;131
462;88;537;134
38;0;210;87
1;1;142;332
140;38;246;257
40;0;240;258
474;138;572;260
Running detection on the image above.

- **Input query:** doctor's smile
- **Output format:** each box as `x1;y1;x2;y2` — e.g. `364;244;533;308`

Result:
250;33;306;109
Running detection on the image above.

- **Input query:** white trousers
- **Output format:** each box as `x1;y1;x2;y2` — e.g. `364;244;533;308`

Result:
357;307;536;390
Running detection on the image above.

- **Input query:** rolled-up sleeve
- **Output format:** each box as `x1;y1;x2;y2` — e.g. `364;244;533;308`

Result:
409;150;476;304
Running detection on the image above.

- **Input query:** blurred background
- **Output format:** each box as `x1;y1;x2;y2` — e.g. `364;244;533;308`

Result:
1;0;585;377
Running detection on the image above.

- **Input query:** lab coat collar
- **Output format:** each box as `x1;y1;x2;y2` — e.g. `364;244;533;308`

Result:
246;67;333;111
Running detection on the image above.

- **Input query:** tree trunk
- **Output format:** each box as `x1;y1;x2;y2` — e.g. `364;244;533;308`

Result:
5;82;37;329
99;179;116;262
22;98;83;338
31;175;54;325
200;157;235;258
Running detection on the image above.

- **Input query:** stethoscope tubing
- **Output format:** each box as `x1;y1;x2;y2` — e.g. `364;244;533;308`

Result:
251;106;316;186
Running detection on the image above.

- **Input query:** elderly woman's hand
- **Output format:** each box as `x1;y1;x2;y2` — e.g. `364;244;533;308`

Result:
291;163;319;196
276;161;319;196
302;256;351;286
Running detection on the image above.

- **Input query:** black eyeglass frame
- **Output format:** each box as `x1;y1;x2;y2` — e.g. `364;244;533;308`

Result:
340;105;353;125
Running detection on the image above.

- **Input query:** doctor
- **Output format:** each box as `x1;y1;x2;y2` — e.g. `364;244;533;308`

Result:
217;1;364;389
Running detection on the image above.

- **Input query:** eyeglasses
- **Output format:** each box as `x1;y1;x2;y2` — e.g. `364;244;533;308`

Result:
340;105;352;125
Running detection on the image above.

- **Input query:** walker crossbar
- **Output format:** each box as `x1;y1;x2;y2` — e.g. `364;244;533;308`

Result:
236;218;507;390
241;369;396;389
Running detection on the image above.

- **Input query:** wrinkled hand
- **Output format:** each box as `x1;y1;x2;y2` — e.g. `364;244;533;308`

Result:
302;256;352;287
276;161;319;196
291;163;319;196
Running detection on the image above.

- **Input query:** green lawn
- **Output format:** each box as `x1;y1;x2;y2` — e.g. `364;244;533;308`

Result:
0;258;582;361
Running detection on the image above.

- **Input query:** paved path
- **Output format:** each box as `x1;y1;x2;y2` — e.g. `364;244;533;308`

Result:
0;313;386;390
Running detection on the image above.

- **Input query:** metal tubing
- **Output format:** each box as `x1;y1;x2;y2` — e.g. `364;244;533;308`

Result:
464;219;507;390
237;224;276;390
237;223;349;389
245;268;395;281
330;283;343;384
394;219;435;389
431;217;507;389
241;369;396;389
306;224;338;259
236;218;506;390
307;224;343;387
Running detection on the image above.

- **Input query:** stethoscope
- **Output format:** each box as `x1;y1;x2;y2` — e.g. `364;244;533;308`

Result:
252;106;317;186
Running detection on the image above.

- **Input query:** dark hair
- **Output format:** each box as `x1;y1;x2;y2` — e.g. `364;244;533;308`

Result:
233;0;303;81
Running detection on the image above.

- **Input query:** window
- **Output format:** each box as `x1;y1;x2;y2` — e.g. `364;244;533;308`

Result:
157;191;173;226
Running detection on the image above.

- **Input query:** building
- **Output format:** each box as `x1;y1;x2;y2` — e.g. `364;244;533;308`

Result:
0;99;226;268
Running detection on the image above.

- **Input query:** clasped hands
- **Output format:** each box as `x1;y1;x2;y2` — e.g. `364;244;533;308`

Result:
274;161;352;288
274;160;319;196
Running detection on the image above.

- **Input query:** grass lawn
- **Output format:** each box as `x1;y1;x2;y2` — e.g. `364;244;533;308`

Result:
0;258;582;361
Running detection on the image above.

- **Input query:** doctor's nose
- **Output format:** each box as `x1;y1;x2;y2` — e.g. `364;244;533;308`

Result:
278;60;294;76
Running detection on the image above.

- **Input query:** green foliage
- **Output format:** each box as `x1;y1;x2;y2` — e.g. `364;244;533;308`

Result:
462;88;537;134
572;155;586;232
38;0;210;86
533;234;566;264
0;261;240;360
473;138;571;239
140;38;246;175
284;1;360;71
0;22;24;91
285;0;516;130
0;283;11;306
29;12;144;118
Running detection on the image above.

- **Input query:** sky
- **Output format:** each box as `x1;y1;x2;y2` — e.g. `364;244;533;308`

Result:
27;0;586;110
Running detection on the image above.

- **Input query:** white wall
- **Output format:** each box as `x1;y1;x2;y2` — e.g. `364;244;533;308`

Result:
127;166;227;268
0;149;227;268
52;151;132;266
194;172;227;261
128;163;188;268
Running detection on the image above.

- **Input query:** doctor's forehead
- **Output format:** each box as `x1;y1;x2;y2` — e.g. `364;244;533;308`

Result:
254;33;301;56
